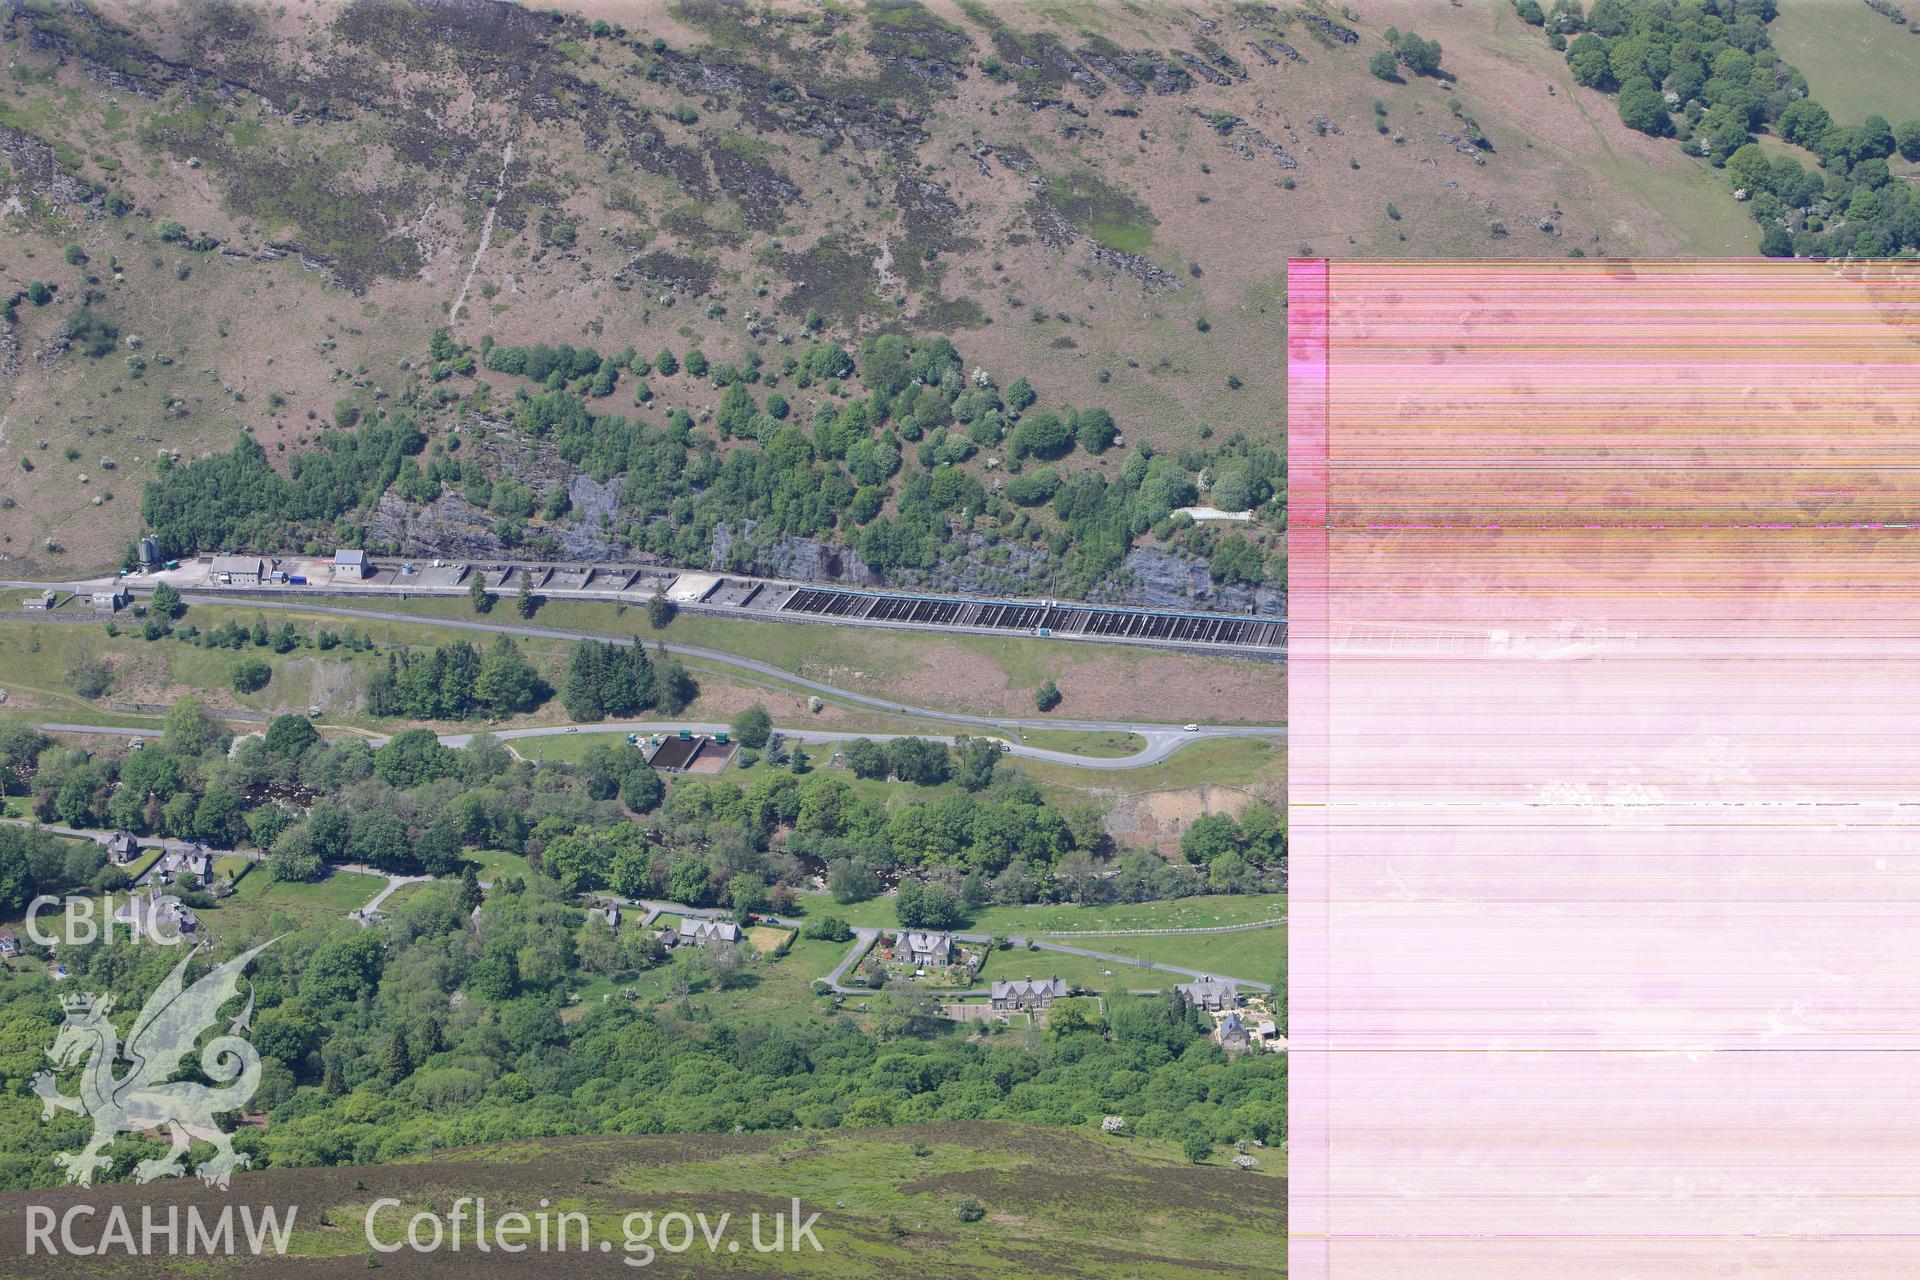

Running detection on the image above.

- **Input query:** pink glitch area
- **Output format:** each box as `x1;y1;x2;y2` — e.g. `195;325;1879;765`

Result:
1287;260;1920;1277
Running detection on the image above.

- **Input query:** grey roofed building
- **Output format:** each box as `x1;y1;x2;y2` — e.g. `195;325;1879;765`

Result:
989;976;1068;1011
157;845;215;883
1219;1010;1250;1047
115;885;195;936
210;554;266;585
899;930;954;966
1174;975;1242;1012
676;917;741;946
334;548;369;577
106;831;141;863
0;932;17;956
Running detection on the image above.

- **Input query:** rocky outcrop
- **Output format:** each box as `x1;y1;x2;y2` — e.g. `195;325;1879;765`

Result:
1109;547;1282;614
0;124;105;213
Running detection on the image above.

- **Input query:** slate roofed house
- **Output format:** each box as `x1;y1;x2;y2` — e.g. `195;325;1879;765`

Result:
595;903;623;929
210;554;266;586
158;844;215;884
899;930;954;967
1219;1010;1251;1049
115;886;195;937
676;917;741;947
989;976;1068;1011
0;932;18;957
334;549;369;578
106;831;141;864
1174;975;1242;1012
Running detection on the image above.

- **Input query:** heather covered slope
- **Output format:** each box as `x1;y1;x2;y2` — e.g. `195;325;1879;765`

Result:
0;1124;1285;1277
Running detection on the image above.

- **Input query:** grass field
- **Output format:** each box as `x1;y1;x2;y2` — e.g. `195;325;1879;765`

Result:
201;868;385;937
975;945;1161;994
119;845;164;884
376;593;1157;699
1014;728;1147;757
745;924;796;955
298;593;1282;726
1773;1;1920;124
1092;925;1286;982
1018;737;1284;794
780;935;859;983
504;729;639;764
1513;14;1761;257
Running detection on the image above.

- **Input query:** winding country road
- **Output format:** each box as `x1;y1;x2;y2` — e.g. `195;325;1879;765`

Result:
14;592;1284;770
459;721;1216;770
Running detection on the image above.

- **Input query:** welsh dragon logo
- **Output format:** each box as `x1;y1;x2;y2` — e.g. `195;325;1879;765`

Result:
32;939;273;1189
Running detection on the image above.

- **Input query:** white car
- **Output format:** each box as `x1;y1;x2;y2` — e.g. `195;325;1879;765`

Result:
1183;723;1199;732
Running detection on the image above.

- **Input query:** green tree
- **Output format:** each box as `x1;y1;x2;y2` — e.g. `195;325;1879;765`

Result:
263;713;319;761
1035;680;1062;713
149;581;184;620
1369;50;1399;81
715;382;757;438
647;591;676;629
457;866;484;914
802;914;853;942
1073;408;1117;454
884;737;950;786
654;657;697;714
1566;33;1614;89
230;655;272;694
896;880;963;930
953;737;1000;792
469;573;494;614
621;762;664;813
1012;409;1072;460
162;695;227;757
562;640;608;721
268;824;325;882
515;569;538;619
475;637;547;715
828;858;880;903
842;737;888;780
0;837;37;914
732;703;773;748
1209;535;1265;586
1392;30;1442;76
1181;813;1242;865
1182;1133;1212;1164
1897;120;1920;163
381;1027;414;1082
1616;76;1669;136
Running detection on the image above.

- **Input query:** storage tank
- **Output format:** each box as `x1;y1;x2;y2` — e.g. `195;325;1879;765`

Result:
137;536;159;569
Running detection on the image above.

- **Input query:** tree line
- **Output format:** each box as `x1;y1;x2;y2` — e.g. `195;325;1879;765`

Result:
141;327;1281;600
1536;0;1920;259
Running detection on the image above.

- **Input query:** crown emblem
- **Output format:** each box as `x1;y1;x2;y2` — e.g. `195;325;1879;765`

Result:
60;993;111;1018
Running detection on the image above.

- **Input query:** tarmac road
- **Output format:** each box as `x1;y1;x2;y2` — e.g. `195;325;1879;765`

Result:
12;589;1284;769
